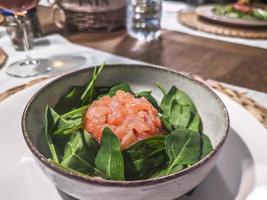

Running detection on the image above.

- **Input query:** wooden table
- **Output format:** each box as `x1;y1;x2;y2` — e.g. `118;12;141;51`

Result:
66;30;267;93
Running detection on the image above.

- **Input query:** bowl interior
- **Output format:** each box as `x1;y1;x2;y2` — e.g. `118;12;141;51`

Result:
23;64;229;179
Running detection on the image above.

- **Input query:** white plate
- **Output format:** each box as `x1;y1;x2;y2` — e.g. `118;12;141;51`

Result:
196;5;267;27
0;81;267;200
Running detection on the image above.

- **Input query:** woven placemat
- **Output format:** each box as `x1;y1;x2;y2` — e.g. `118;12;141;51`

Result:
192;74;267;128
0;75;266;128
0;48;7;69
178;11;267;39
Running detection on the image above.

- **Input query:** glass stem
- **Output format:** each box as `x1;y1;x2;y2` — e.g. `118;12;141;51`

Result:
15;15;33;61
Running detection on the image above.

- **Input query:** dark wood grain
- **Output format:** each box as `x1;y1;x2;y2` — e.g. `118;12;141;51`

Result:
66;30;267;93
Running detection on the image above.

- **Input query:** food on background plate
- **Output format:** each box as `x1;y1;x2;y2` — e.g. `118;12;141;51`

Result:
213;0;267;21
44;64;213;181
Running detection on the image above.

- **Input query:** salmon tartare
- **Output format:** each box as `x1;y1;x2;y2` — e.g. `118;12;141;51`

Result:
84;90;162;149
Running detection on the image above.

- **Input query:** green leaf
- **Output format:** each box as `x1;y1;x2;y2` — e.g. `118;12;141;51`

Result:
165;128;201;175
169;101;192;129
61;129;100;174
122;136;168;180
95;86;112;98
52;122;83;137
52;117;77;136
159;86;202;132
188;113;202;132
54;86;85;114
61;105;88;123
160;115;173;132
107;83;132;96
96;83;132;99
152;131;213;178
161;86;196;116
156;82;168;96
45;106;60;163
152;164;184;178
135;90;161;112
48;159;102;179
201;134;213;159
95;127;125;180
81;63;105;106
45;106;84;161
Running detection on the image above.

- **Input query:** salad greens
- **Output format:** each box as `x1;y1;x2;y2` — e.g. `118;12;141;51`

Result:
159;85;201;133
61;129;99;175
95;127;125;180
213;4;267;21
135;90;161;112
81;63;105;106
164;128;202;175
44;65;213;181
105;83;132;97
123;136;167;180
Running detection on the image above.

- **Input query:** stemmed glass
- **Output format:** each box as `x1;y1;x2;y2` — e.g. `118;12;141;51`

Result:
0;0;52;77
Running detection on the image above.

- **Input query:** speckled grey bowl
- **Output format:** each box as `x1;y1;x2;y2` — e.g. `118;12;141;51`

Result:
22;64;229;200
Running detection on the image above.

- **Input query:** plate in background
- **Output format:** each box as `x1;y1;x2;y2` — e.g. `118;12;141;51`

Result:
196;5;267;27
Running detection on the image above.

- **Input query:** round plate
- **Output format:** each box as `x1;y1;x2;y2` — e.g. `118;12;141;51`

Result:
0;78;267;199
196;5;267;27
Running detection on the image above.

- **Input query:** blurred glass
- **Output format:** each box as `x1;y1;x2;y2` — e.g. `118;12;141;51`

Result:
5;14;34;51
0;0;52;77
127;0;162;41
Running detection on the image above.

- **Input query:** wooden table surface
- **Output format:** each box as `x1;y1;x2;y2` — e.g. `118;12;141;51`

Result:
66;29;267;93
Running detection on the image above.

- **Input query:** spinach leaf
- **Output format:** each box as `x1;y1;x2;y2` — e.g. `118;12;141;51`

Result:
169;101;193;129
164;128;201;175
122;136;168;180
61;129;100;175
135;90;161;112
201;134;213;159
49;159;103;179
152;164;184;178
53;64;105;114
156;82;168;96
80;64;105;106
95;86;112;98
61;104;88;124
45;106;84;161
153;131;213;178
96;83;132;99
161;86;196;112
52;122;83;137
108;83;132;96
159;85;202;132
95;127;125;180
54;85;85;115
45;106;60;163
160;115;173;132
188;113;202;132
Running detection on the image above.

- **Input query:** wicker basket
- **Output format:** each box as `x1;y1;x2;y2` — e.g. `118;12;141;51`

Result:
54;0;126;32
64;6;125;32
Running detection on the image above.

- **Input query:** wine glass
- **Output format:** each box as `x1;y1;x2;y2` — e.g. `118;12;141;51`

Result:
0;0;52;77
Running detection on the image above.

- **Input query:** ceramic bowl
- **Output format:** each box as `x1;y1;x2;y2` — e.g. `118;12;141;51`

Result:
22;64;229;200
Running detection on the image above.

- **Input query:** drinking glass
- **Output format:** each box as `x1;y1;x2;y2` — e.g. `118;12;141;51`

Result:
0;0;52;77
127;0;162;41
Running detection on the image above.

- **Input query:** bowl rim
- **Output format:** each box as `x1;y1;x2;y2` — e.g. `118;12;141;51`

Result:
21;64;229;187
